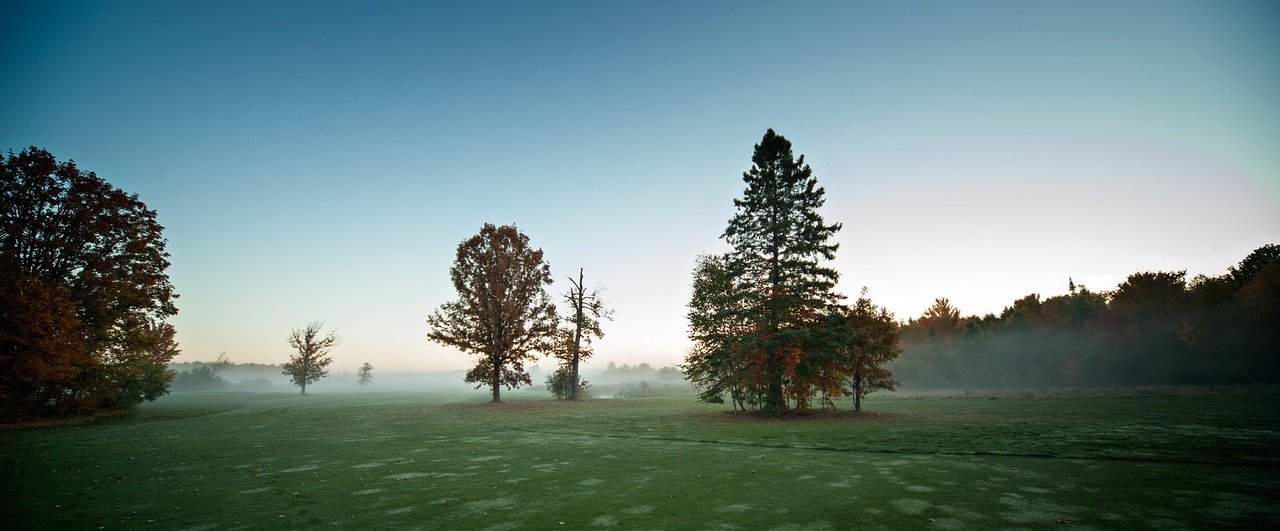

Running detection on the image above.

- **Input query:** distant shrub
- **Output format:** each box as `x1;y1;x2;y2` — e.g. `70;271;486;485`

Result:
601;379;693;399
234;378;273;391
169;366;227;392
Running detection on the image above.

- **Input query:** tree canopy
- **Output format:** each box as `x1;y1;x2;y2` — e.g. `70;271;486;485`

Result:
283;322;338;395
427;223;557;402
1;146;179;420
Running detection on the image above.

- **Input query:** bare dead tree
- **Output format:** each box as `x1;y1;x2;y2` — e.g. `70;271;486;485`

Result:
558;268;613;400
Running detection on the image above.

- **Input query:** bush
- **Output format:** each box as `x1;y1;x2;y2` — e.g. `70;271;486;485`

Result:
545;366;589;399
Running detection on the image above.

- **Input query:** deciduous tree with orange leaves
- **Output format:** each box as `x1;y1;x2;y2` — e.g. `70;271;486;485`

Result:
427;224;557;403
1;147;179;420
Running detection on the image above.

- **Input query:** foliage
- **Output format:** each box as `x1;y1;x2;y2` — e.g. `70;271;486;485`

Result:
829;293;903;411
169;365;228;392
167;360;280;391
168;356;287;393
357;362;374;387
1;147;179;420
544;365;590;399
427;224;558;402
282;322;338;395
895;245;1280;388
684;253;754;409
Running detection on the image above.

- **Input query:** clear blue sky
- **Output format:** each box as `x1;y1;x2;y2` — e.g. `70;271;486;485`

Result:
4;0;1278;373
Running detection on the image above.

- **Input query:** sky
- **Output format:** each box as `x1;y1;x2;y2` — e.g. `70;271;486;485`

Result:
4;0;1278;373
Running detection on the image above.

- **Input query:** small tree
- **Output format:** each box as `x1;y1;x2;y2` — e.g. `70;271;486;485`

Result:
357;362;373;387
840;293;902;412
427;224;558;403
545;365;589;399
283;322;338;395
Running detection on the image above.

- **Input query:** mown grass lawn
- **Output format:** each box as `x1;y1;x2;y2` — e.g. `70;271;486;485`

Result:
2;390;1278;529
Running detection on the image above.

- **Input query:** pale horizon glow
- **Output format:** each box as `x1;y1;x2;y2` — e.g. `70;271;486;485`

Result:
3;1;1277;374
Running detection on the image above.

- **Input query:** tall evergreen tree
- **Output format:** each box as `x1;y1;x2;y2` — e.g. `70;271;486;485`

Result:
721;129;842;413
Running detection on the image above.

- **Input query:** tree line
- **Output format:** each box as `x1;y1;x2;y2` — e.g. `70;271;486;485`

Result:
895;245;1280;389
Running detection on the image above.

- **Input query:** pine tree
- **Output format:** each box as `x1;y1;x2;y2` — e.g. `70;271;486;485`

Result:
720;129;842;413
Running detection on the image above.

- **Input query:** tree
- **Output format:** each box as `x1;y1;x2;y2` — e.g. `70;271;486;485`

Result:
545;365;589;399
719;129;842;414
117;320;182;404
283;322;338;395
918;298;961;338
427;224;558;403
1;147;179;419
554;268;611;400
357;362;374;387
838;294;902;412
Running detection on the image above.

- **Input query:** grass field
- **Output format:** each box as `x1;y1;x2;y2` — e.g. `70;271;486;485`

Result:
2;390;1278;530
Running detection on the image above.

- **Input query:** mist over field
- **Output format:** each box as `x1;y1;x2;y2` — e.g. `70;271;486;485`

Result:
166;360;693;399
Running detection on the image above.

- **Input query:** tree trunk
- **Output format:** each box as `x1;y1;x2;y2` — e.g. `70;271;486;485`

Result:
570;268;584;400
853;374;862;412
491;356;501;403
764;369;786;414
